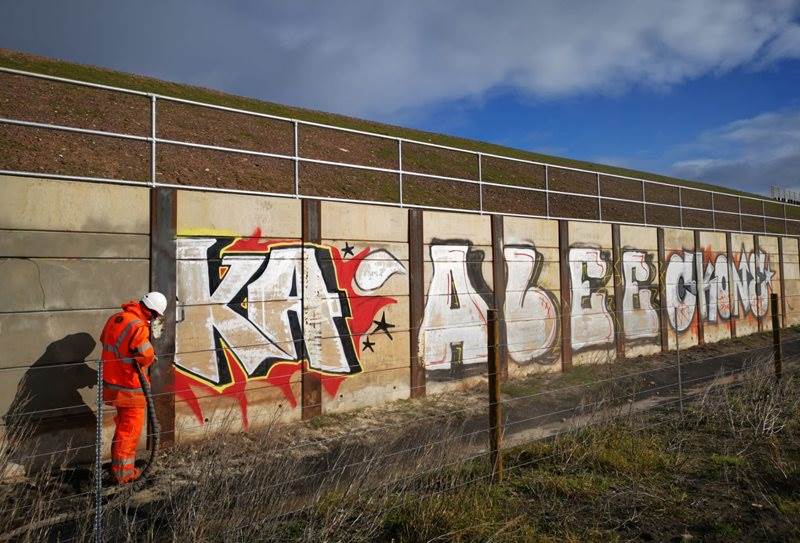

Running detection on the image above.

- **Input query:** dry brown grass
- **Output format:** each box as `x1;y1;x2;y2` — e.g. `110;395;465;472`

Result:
1;354;798;541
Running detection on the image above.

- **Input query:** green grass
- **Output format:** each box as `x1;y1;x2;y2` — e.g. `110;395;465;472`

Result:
709;453;747;469
251;371;800;542
501;365;601;398
0;48;766;199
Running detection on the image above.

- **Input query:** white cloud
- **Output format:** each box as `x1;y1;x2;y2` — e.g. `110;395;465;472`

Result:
1;0;800;117
670;108;800;193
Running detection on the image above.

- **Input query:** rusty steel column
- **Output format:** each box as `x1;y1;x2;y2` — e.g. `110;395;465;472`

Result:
754;235;763;333
725;232;738;339
408;208;426;398
693;230;705;346
558;220;572;370
657;228;669;352
778;237;788;328
772;293;782;381
149;187;176;448
611;224;625;359
301;199;322;419
490;215;508;380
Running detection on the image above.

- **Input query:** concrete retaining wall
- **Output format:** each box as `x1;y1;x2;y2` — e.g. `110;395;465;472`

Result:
2;173;799;468
0;174;150;468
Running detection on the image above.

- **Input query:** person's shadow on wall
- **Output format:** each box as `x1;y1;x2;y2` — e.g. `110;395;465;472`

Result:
4;333;98;474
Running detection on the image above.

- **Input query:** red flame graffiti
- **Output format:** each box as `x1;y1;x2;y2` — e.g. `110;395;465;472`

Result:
175;231;397;429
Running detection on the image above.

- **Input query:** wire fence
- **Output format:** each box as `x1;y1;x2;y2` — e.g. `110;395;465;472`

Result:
0;66;798;234
0;318;796;541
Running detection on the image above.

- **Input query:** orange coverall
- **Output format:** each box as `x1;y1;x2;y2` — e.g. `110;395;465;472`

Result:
100;301;156;484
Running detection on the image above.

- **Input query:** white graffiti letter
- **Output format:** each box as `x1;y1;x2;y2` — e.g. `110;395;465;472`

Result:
420;245;488;370
621;250;659;339
175;239;293;385
503;246;558;363
753;250;774;317
569;247;614;350
665;251;696;332
733;248;752;316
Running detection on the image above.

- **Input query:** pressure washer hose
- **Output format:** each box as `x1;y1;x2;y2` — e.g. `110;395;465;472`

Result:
132;361;160;482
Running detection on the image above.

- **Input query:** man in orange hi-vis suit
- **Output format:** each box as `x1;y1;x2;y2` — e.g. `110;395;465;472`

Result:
100;292;166;484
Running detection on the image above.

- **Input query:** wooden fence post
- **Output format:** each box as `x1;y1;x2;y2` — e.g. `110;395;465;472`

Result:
771;293;782;381
487;308;503;482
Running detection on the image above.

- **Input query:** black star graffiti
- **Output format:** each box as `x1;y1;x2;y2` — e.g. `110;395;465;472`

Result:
342;242;355;257
362;336;375;353
372;311;395;340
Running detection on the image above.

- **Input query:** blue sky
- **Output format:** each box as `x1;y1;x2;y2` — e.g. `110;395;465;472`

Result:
409;59;800;184
2;0;800;195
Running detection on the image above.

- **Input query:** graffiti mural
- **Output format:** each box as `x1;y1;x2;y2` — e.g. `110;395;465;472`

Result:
697;251;732;323
664;250;697;332
175;228;405;427
663;245;774;332
503;244;559;364
731;246;774;318
569;246;614;351
620;249;660;340
420;240;563;377
419;241;491;379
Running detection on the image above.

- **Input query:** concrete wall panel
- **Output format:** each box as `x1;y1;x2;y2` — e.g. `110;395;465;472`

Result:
758;236;781;332
568;222;616;365
663;228;699;349
0;258;148;312
319;202;410;414
176;189;301;238
321;201;407;242
781;238;800;326
502;217;561;376
731;233;758;336
421;211;493;393
619;225;661;357
698;231;733;344
0;230;149;258
174;204;303;434
0;175;149;233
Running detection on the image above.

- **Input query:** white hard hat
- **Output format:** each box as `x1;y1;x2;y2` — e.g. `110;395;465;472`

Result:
141;291;167;316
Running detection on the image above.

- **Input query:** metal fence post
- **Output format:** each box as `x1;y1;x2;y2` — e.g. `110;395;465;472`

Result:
478;153;483;214
293;121;300;197
487;308;503;482
398;139;403;207
673;307;684;417
94;358;103;541
150;95;157;187
772;293;782;381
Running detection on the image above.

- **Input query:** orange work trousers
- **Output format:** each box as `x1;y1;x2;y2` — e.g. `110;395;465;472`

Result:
110;405;145;484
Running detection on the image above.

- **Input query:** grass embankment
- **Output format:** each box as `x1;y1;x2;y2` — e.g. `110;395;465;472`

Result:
0;48;757;198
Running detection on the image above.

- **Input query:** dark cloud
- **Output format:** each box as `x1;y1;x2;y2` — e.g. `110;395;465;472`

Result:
1;0;799;119
671;108;800;194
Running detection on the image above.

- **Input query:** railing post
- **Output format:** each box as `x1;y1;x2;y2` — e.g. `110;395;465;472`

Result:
293;121;300;197
478;152;483;214
772;293;782;381
398;139;404;207
150;94;157;187
487;308;503;482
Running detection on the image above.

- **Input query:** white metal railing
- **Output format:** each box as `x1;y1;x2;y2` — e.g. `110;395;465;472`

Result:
0;66;796;236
